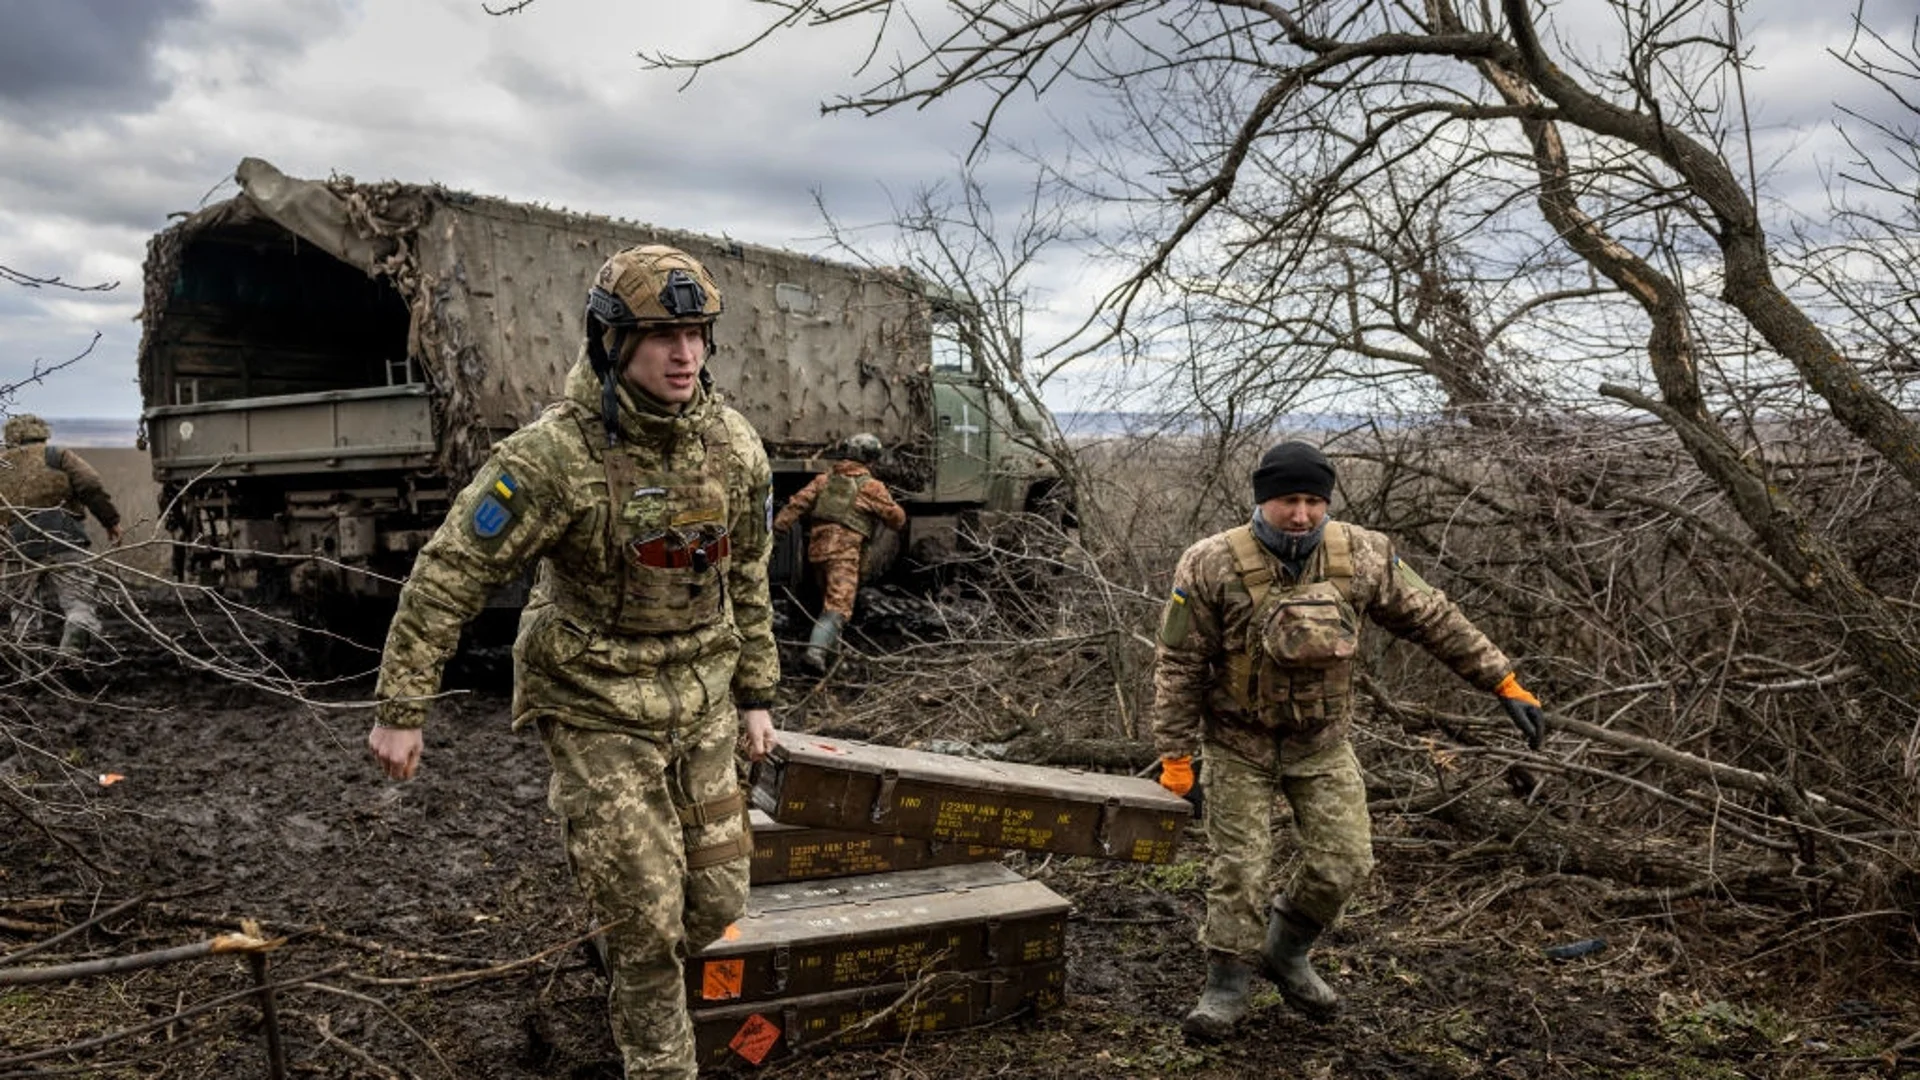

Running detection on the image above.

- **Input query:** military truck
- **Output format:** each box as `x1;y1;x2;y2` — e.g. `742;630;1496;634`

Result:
136;158;1064;616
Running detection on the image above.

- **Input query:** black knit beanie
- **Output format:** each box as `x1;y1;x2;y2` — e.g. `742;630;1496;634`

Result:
1251;441;1335;503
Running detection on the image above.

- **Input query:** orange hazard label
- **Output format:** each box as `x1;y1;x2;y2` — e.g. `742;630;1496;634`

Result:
702;958;745;1001
729;1013;781;1065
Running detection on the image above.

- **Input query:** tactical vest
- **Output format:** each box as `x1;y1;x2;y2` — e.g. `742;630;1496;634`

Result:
1223;522;1359;733
809;472;876;538
0;445;88;559
554;411;734;637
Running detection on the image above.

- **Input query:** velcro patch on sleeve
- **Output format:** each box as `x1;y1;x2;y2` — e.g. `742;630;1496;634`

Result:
471;470;521;540
1393;555;1434;594
1158;586;1191;647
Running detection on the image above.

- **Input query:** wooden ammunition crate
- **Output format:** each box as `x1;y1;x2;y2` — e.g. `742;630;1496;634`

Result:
689;863;1068;1007
694;962;1066;1069
751;735;1190;863
749;809;1001;885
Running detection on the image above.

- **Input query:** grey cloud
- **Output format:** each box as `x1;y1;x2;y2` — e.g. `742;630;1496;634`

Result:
484;50;582;110
0;286;46;320
0;0;205;118
532;88;1045;250
0;128;230;232
214;0;357;57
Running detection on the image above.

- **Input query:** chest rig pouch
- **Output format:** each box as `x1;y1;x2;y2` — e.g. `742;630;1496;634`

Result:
809;472;875;538
1223;522;1359;733
596;417;734;637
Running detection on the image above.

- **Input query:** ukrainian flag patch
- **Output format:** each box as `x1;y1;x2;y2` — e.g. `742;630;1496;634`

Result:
472;470;520;540
1159;586;1191;647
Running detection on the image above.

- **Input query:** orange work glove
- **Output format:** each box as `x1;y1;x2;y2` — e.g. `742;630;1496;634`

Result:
1157;755;1195;797
1494;672;1545;750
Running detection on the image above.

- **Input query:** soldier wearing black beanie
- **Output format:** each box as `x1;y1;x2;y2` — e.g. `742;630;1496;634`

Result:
1251;441;1335;503
1150;434;1549;1044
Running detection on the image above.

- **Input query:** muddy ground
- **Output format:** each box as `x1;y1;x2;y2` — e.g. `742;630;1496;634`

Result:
2;618;1916;1079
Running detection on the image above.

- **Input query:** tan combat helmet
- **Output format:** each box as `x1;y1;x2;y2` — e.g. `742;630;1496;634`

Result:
588;244;723;333
4;414;50;445
583;244;726;442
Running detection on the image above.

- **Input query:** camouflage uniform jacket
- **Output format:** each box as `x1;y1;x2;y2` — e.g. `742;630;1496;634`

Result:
0;442;121;553
772;461;906;564
375;357;778;733
1152;520;1511;769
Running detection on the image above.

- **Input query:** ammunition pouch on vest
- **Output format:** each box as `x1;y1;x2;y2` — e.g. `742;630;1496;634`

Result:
1223;522;1358;733
554;410;734;636
808;472;876;538
3;445;87;560
628;529;731;571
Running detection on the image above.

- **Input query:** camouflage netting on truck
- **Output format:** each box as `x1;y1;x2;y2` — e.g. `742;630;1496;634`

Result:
139;157;936;487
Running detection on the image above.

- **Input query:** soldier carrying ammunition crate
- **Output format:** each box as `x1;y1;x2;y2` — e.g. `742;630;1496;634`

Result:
367;244;780;1080
1152;441;1547;1042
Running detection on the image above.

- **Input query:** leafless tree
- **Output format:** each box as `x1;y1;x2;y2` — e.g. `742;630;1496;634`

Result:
565;0;1920;935
810;158;1115;549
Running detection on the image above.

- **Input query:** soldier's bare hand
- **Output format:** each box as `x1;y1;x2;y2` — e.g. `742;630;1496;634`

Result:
740;709;777;762
368;725;424;781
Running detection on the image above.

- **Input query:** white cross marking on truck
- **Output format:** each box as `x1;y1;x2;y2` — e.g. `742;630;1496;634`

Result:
953;403;981;455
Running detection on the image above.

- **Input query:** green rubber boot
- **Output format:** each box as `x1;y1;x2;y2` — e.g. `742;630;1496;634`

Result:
1262;901;1340;1019
804;611;846;672
1180;951;1253;1042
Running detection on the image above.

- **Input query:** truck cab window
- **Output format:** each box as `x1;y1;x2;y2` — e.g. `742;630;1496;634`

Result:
931;316;975;375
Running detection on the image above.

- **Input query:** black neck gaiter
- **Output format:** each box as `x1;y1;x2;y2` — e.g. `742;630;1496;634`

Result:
1251;509;1324;580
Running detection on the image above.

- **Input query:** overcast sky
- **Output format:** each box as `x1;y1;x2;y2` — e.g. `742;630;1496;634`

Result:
0;0;1905;426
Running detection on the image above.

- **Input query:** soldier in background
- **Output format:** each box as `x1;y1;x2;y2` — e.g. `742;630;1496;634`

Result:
772;432;907;671
1152;441;1546;1042
366;245;779;1080
0;414;123;658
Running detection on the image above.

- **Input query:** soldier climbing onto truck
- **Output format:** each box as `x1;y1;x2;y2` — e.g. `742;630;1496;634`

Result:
773;432;907;672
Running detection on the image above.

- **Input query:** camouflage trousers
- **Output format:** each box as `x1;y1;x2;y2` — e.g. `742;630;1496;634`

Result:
1199;738;1374;958
540;700;751;1080
6;550;103;652
810;553;862;618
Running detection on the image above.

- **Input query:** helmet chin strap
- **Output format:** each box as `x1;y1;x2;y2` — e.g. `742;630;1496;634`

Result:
587;319;628;448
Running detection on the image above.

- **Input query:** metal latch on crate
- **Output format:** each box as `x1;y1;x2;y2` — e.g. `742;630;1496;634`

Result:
868;768;900;824
1095;796;1121;856
770;943;791;994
